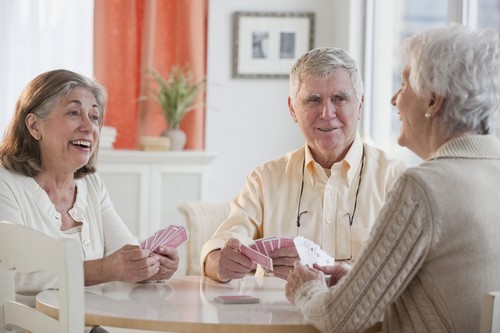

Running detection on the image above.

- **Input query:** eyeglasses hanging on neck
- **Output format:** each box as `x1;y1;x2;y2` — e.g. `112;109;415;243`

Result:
295;156;308;234
295;145;366;260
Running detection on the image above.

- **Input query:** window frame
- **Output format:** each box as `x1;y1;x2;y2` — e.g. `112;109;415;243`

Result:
361;0;478;165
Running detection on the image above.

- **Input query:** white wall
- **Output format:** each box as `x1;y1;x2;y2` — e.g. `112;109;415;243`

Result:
0;0;361;203
205;0;358;201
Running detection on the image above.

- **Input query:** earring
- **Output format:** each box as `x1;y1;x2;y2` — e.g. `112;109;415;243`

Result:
424;112;432;118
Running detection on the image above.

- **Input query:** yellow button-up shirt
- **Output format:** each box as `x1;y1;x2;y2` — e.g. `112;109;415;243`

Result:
201;138;405;273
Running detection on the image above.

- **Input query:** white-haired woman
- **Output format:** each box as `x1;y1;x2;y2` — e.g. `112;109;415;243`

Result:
286;24;500;333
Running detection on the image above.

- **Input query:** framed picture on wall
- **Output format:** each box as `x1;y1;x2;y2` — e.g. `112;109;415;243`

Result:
232;12;315;79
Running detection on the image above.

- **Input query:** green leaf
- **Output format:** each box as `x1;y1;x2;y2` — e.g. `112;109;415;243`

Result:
149;66;205;129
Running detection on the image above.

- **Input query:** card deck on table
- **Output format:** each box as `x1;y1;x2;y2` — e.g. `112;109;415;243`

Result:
213;295;260;304
140;225;189;253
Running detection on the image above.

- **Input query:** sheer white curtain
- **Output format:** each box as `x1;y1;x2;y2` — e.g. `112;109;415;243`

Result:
0;0;93;138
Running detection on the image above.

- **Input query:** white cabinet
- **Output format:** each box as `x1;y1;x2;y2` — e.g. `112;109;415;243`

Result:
96;150;216;275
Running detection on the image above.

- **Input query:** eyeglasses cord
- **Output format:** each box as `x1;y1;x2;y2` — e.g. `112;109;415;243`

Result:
296;144;365;230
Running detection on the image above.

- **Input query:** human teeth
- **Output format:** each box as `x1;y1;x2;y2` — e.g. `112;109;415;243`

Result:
71;140;90;147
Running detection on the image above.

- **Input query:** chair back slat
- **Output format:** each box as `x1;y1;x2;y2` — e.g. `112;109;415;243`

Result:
0;220;84;333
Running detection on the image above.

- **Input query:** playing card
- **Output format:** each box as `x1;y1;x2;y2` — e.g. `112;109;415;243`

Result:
140;225;189;252
149;227;173;251
255;239;268;256
240;244;273;271
164;226;188;248
140;231;157;250
148;231;168;252
213;295;260;304
151;225;179;250
293;236;334;266
263;239;274;255
268;237;280;251
279;237;295;248
244;236;299;273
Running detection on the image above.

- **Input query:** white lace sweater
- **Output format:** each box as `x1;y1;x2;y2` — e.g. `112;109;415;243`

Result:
294;135;500;333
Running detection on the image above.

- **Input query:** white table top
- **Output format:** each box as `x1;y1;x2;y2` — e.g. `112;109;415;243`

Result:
36;275;319;333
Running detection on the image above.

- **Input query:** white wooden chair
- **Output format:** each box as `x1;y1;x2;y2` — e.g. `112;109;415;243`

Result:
0;220;84;333
178;201;230;275
480;291;500;333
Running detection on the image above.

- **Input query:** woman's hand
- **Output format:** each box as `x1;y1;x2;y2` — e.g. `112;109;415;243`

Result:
313;262;352;287
144;246;179;281
285;260;325;304
85;244;160;285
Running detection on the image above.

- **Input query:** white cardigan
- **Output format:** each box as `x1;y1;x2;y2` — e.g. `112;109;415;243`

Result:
0;168;137;300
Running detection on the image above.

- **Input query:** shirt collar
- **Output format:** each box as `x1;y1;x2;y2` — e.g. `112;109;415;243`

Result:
303;137;364;186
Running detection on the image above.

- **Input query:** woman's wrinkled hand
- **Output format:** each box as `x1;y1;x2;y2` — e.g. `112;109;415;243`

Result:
103;244;160;282
144;246;179;281
285;260;325;304
313;262;352;287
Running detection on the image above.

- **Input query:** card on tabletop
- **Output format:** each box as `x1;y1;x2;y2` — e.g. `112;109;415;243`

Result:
213;295;260;304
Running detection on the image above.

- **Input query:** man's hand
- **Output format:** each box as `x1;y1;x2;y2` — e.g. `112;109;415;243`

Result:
269;246;299;280
204;237;256;282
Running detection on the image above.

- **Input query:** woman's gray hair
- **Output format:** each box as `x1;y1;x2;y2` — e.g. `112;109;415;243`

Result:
289;47;364;107
0;69;107;178
401;23;500;135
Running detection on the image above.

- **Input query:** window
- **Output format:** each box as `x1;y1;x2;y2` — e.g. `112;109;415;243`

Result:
476;0;500;137
363;0;483;166
0;0;93;138
477;0;500;30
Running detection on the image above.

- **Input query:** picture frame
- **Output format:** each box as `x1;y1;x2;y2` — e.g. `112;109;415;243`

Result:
232;12;315;79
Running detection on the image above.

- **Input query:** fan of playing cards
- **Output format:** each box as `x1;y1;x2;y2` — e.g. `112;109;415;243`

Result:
239;236;334;272
140;225;189;253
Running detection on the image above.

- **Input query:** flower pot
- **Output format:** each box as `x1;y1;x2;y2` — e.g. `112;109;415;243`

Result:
162;128;186;151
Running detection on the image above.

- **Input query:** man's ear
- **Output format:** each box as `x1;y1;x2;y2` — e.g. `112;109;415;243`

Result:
25;113;41;140
357;95;364;120
288;96;297;123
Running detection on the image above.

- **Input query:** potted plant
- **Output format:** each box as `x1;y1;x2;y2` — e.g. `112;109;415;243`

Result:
150;66;205;150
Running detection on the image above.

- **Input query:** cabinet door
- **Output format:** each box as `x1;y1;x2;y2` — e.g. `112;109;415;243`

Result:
97;164;151;240
153;165;204;276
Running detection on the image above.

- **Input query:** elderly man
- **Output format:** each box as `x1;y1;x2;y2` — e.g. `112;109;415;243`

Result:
202;47;405;282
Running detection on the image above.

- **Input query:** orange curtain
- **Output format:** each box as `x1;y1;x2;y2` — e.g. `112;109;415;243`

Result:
94;0;207;150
